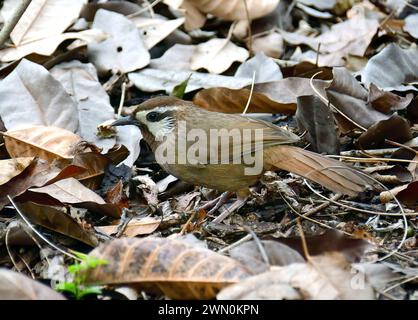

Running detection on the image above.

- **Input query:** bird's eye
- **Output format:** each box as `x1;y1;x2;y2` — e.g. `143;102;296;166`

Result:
146;111;159;122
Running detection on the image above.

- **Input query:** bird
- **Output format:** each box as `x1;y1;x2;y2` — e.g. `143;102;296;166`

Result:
111;96;373;216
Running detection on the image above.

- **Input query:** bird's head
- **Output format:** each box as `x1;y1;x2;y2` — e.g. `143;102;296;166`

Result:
111;96;191;141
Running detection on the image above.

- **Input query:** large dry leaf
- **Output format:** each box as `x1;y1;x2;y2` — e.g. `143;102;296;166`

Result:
361;44;418;91
0;158;85;209
50;61;115;151
3;125;82;161
88;9;150;74
96;216;161;237
194;77;328;113
85;237;252;299
129;68;251;93
3;0;86;46
234;52;283;83
297;0;336;10
404;13;418;39
50;60;141;165
296;95;340;155
281;15;379;66
29;178;121;217
16;202;98;246
71;152;110;189
190;38;249;74
368;83;413;114
0;157;34;186
0;59;78;132
130;17;185;49
0;268;65;300
0;29;106;62
326;67;388;130
218;252;375;300
186;0;279;20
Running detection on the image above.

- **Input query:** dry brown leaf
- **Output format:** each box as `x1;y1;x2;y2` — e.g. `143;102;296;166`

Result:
3;125;82;161
186;0;279;21
16;202;98;246
0;158;85;209
0;268;65;300
96;216;161;237
85;237;252;299
71;152;110;189
0;157;34;186
194;78;328;113
218;252;375;300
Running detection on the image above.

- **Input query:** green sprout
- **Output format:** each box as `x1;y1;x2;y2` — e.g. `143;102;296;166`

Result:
55;251;108;300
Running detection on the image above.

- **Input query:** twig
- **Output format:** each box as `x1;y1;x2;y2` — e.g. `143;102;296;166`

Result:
328;155;418;165
243;226;270;265
218;234;253;254
296;218;311;261
242;71;256;115
117;81;127;118
127;0;164;18
340;148;399;157
0;0;32;48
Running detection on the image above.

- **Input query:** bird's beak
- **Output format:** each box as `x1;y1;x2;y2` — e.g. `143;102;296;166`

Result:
111;116;137;127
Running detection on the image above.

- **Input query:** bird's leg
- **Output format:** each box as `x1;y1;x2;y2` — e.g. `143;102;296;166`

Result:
211;189;250;223
211;196;248;223
196;191;233;215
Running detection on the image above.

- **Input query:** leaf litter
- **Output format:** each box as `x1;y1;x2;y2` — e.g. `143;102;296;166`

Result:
0;0;417;301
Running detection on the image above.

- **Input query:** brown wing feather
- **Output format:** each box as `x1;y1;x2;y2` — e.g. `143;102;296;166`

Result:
264;146;373;196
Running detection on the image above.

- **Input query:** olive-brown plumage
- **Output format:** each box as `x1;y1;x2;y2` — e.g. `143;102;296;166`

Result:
112;96;373;196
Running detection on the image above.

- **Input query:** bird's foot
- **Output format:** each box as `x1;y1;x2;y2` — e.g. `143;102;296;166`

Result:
196;191;233;215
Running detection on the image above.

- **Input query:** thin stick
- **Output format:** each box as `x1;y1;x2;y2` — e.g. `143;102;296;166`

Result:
242;71;256;115
0;0;32;48
309;71;367;131
218;234;253;254
117;81;127;118
7;196;81;261
127;0;164;18
243;226;270;265
296;218;311;261
328;155;418;164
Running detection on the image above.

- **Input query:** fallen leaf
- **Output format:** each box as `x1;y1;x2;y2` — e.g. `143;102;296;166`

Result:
0;268;65;300
361;44;418;91
190;38;249;74
296;95;340;155
250;31;284;59
3;125;82;161
5;0;86;46
71;152;111;189
186;0;280;20
29;178;121;217
0;29;107;62
217;252;375;300
404;13;418;38
88;9;150;74
130;16;185;49
297;0;336;10
368;83;413;114
0;59;79;132
234;52;283;83
0;158;34;186
96;216;161;237
16;202;98;246
357;114;412;149
85;237;252;299
0;158;85;209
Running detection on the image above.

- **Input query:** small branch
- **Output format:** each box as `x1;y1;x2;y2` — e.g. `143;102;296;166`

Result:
0;0;32;48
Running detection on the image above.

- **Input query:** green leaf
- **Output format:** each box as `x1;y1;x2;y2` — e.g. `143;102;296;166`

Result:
171;74;192;98
55;282;77;296
77;286;103;299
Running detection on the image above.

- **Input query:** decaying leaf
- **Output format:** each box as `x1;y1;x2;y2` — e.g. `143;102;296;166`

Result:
0;59;79;132
404;13;418;39
218;252;375;300
0;158;85;209
85;237;252;299
0;157;34;186
96;216;161;237
185;0;280;21
88;9;150;74
4;0;86;46
16;202;98;246
190;38;249;74
0;268;65;300
29;178;121;217
296;95;340;155
3;125;82;161
361;44;418;91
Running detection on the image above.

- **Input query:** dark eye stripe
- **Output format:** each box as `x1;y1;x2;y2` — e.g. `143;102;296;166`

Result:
146;111;172;122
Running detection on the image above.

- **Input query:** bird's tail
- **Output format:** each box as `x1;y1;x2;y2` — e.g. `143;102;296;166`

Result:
264;146;374;196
